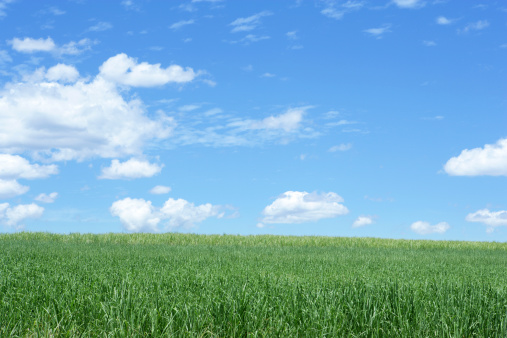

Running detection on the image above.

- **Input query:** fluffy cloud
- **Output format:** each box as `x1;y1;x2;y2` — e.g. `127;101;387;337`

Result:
0;154;58;179
229;11;272;33
45;64;79;83
465;209;507;233
444;138;507;176
436;16;452;25
35;192;58;203
9;37;56;53
0;62;175;161
150;185;172;194
99;158;163;179
392;0;424;9
353;216;374;227
99;53;198;87
0;179;29;199
9;37;93;55
260;191;349;225
410;221;450;235
0;154;58;199
110;197;223;232
0;202;44;228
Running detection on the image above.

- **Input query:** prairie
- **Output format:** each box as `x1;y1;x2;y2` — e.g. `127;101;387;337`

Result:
1;232;506;336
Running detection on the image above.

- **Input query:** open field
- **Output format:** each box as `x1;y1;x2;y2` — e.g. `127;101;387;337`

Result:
1;233;507;336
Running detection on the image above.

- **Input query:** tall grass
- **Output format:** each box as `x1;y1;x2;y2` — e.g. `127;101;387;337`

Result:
1;233;506;336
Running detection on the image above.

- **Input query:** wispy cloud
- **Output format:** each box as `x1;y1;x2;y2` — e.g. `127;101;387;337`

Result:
320;0;364;20
364;24;392;38
230;11;272;33
391;0;425;9
423;40;436;47
87;21;113;32
458;20;489;34
329;143;352;152
436;16;453;25
170;19;195;30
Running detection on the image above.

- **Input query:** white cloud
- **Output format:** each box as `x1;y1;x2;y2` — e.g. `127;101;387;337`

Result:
231;107;305;132
410;221;450;234
0;179;29;199
329;143;352;152
444;138;507;176
87;21;113;32
260;191;348;224
45;64;79;83
436;16;452;25
0;0;14;18
286;31;297;40
99;158;163;179
9;37;94;55
0;202;44;228
110;198;160;232
320;0;364;20
10;37;56;53
99;53;198;87
458;20;489;34
110;197;223;232
150;185;171;194
0;61;175;161
466;209;507;233
261;72;275;78
392;0;425;9
230;11;272;33
170;19;195;30
0;154;58;179
0;50;12;64
35;192;58;203
353;215;374;227
364;25;392;38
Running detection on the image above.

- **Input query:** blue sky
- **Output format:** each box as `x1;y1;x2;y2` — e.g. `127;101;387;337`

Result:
0;0;506;241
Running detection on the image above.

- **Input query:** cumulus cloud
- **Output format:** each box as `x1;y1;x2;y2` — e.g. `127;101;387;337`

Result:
466;209;507;233
110;197;224;232
0;179;29;199
35;192;58;203
9;36;94;55
150;185;171;194
0;202;44;228
0;154;58;199
392;0;425;9
230;11;272;33
410;221;450;235
0;61;175;161
45;64;79;83
259;191;349;225
436;16;452;25
99;53;198;87
9;37;56;53
444;138;507;176
353;215;374;227
99;158;163;179
0;154;58;179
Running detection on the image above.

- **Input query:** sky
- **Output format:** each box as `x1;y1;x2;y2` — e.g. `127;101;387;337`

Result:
0;0;506;241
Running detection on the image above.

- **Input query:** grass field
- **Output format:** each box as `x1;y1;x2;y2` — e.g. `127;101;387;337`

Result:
1;232;507;336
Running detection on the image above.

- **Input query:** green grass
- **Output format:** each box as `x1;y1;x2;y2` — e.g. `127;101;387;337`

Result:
1;232;507;336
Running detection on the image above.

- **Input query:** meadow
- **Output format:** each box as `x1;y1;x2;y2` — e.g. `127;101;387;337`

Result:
1;232;507;336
